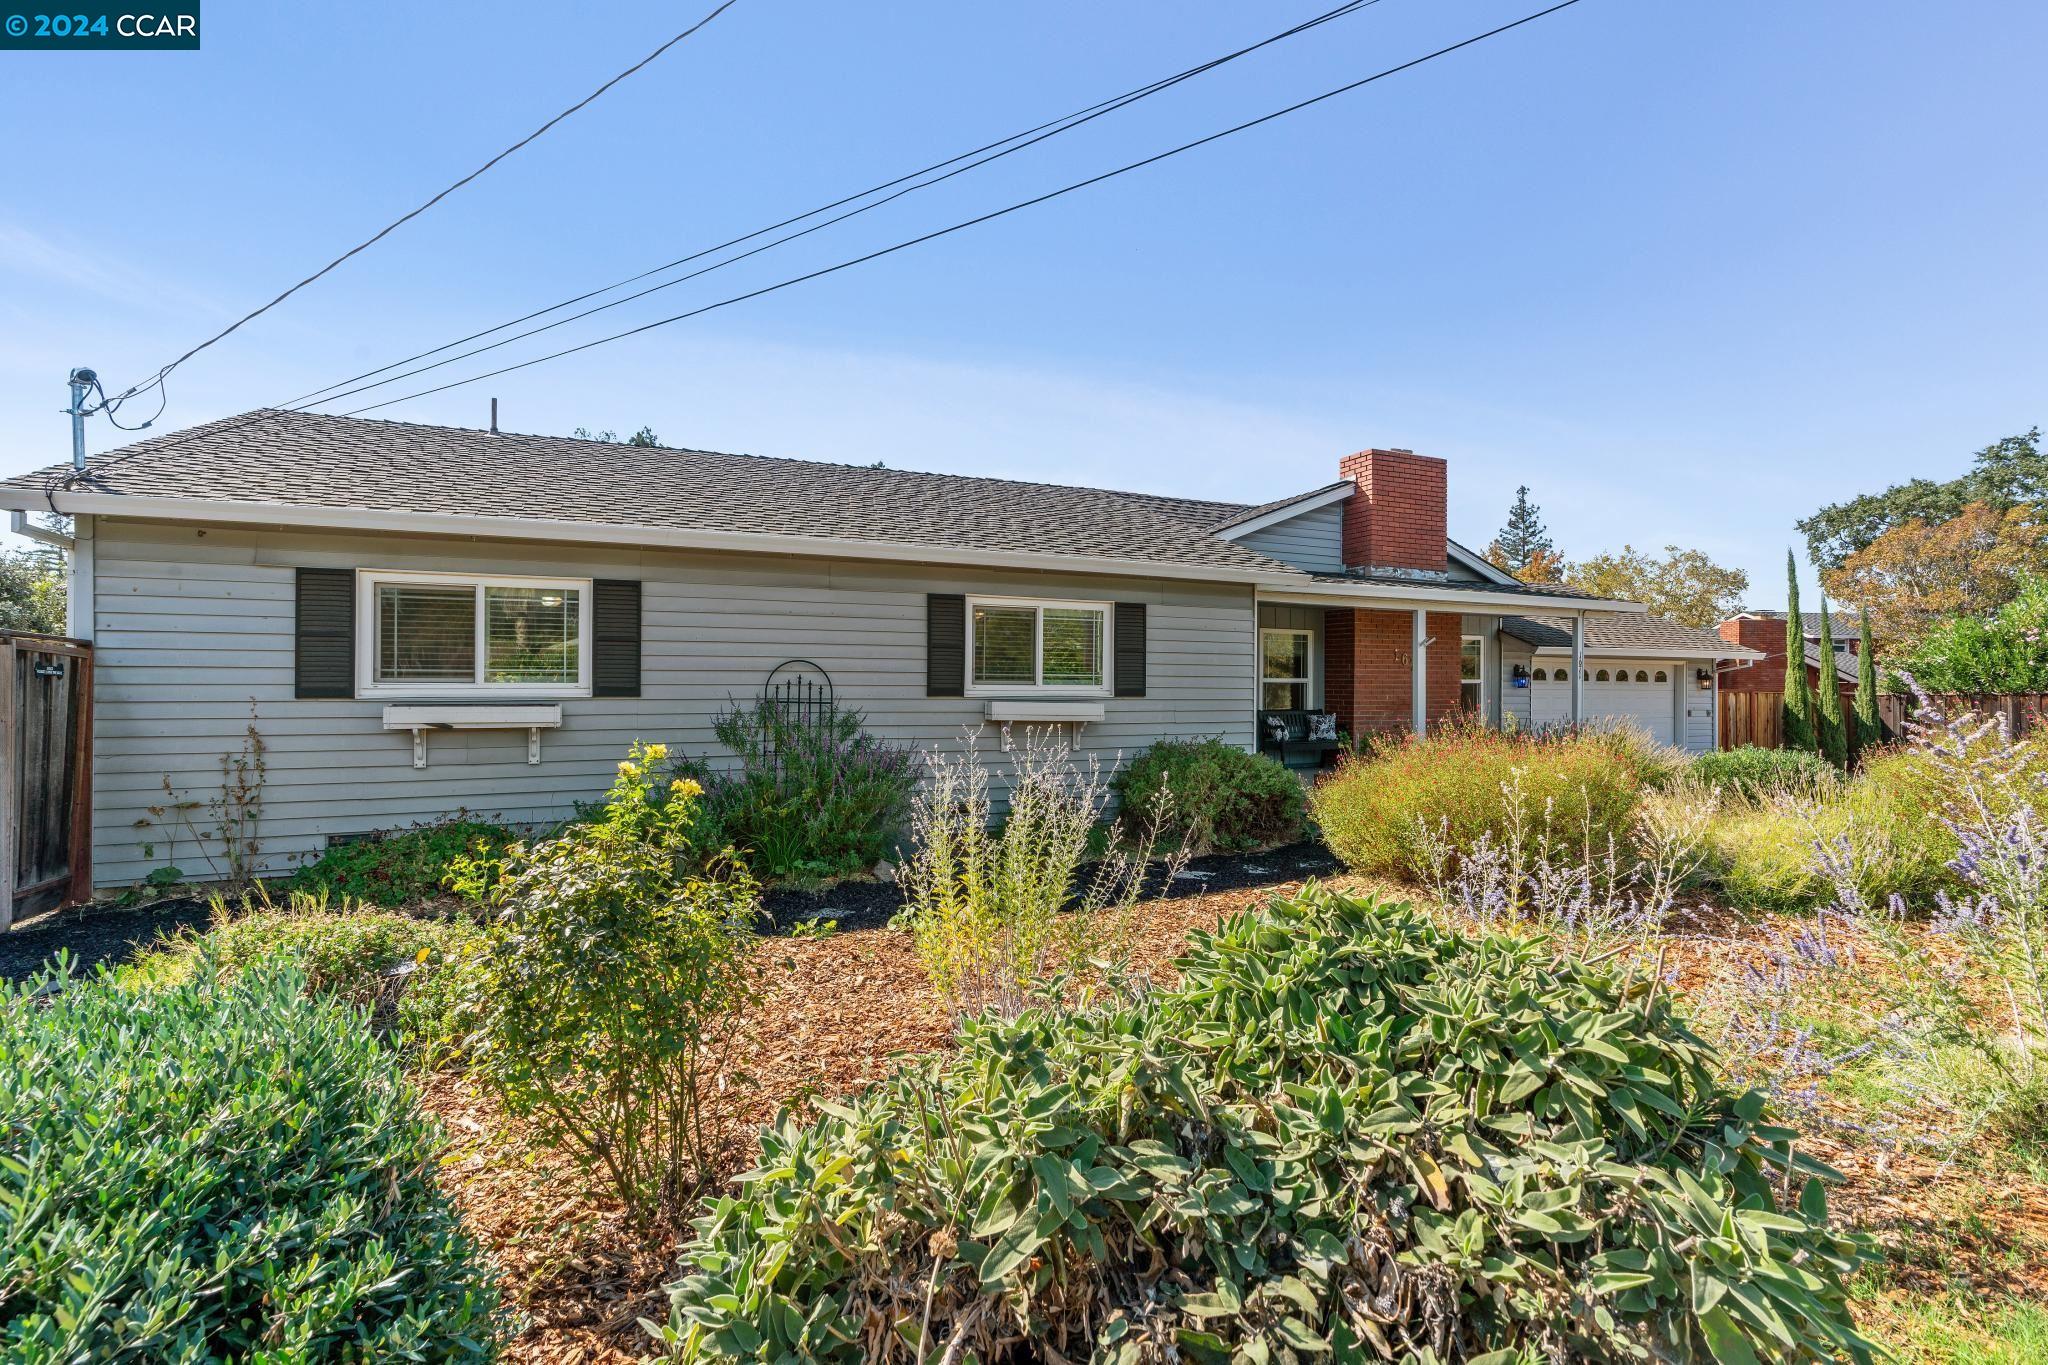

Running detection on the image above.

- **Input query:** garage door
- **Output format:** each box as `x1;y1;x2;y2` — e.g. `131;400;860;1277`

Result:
1529;660;1677;746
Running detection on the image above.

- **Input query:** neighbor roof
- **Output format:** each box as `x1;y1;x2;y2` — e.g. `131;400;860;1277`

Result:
2;409;1637;612
1805;642;1860;684
1502;613;1761;659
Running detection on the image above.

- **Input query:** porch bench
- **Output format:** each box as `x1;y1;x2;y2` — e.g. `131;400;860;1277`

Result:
1257;709;1341;772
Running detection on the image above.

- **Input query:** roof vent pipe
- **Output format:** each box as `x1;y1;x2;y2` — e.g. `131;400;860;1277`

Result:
489;398;499;435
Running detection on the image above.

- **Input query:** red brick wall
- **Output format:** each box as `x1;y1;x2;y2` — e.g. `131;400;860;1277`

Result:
1325;608;1462;737
1339;449;1447;573
1717;616;1857;702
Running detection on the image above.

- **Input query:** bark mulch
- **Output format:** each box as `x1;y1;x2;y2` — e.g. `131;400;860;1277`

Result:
0;895;211;983
423;872;2048;1363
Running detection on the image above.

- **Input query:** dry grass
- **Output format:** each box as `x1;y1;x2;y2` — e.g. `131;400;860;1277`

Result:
416;872;2048;1363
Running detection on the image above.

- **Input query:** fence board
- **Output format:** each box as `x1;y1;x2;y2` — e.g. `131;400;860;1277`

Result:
1718;692;1783;750
1881;692;2048;741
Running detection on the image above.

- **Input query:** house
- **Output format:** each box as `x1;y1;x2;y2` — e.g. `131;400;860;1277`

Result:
1717;610;1861;701
1;412;1756;891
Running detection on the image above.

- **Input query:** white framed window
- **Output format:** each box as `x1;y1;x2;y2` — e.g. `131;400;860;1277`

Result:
1260;628;1312;711
356;569;593;698
1460;635;1484;713
967;595;1111;696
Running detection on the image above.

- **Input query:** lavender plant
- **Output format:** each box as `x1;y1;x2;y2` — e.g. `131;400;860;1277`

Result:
1900;683;2048;1082
1415;767;1711;953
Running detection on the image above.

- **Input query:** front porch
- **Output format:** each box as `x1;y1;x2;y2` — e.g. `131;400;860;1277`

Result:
1256;600;1594;758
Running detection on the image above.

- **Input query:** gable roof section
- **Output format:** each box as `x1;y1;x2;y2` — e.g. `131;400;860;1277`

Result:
1209;481;1352;538
1502;613;1761;659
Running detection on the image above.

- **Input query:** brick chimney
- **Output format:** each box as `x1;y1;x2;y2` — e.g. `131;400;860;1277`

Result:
1339;448;1447;575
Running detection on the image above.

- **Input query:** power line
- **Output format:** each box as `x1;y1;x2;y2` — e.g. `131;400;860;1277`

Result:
51;0;1585;503
92;0;743;414
334;0;1587;418
281;0;1382;410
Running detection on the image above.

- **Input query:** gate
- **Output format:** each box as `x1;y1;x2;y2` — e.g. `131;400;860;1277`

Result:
0;633;92;929
1718;691;1784;750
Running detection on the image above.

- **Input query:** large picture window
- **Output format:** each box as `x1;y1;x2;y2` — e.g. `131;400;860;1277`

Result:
968;596;1109;694
1260;629;1311;710
358;570;591;696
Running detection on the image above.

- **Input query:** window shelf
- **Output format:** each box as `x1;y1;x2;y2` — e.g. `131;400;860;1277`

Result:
983;700;1105;723
381;703;563;768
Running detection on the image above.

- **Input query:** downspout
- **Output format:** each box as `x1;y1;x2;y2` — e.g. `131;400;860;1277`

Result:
1411;608;1430;736
1570;611;1586;726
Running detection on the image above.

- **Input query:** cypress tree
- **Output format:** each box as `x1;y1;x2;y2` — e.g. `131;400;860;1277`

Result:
1813;597;1849;768
1782;550;1818;751
1853;608;1882;753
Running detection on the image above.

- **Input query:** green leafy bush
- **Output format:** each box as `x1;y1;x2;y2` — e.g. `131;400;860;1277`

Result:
449;744;759;1225
287;817;513;907
1899;574;2048;694
670;698;919;883
1110;738;1305;854
1311;717;1646;878
658;886;1869;1363
1691;745;1837;801
0;962;502;1361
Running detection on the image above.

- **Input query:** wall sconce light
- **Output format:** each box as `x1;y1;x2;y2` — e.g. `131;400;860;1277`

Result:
1695;667;1712;691
1510;663;1530;688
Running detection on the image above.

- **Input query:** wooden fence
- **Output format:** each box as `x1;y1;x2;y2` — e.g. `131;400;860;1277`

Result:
1878;692;2048;740
1718;691;1783;751
0;633;93;930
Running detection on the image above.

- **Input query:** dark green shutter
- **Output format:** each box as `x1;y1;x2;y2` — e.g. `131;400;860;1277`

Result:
1114;602;1147;698
593;579;642;698
294;568;355;699
927;594;965;697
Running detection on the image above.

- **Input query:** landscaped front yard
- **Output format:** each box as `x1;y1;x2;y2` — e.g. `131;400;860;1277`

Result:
7;700;2048;1362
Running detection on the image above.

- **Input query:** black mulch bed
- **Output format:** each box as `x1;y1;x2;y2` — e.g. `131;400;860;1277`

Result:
0;842;1346;981
0;896;213;984
759;839;1343;935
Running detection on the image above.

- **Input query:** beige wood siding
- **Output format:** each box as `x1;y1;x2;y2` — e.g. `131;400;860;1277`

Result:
89;519;1256;889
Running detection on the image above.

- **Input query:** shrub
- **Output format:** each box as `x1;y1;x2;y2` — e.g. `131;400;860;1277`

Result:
900;730;1184;1016
1109;738;1304;854
287;816;513;907
0;962;502;1361
448;743;759;1225
1692;745;1836;801
123;891;487;1047
1311;717;1645;879
657;886;1871;1363
1899;573;2048;694
1707;778;1953;913
671;698;920;883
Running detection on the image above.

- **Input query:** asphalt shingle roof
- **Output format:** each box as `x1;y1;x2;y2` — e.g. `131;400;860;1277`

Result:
1501;613;1760;657
4;410;1644;610
10;409;1302;576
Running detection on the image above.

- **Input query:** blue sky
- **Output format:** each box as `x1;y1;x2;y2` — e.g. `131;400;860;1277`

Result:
1;0;2041;606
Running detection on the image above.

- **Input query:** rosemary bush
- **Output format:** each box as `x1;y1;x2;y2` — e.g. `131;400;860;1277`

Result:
671;697;919;883
1109;738;1305;854
448;744;759;1225
658;886;1869;1364
0;961;503;1361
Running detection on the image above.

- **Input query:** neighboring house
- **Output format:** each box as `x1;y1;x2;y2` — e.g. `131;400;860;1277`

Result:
1;413;1752;890
1717;611;1860;701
